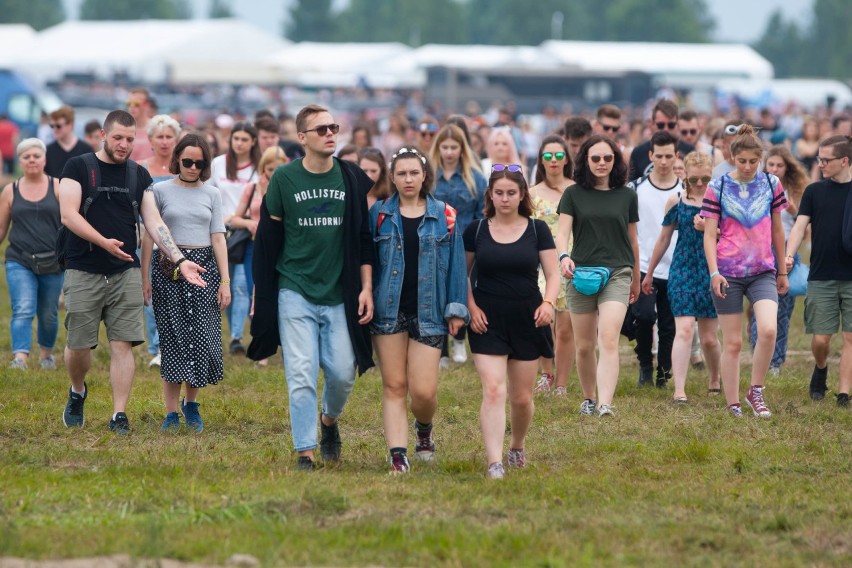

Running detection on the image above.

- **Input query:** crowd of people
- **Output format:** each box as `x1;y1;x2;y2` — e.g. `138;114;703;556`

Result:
2;87;851;478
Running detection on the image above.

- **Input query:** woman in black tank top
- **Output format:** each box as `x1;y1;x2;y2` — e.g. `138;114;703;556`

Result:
0;138;63;371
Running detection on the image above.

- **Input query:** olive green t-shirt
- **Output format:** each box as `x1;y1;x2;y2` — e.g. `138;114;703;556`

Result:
264;159;346;305
557;184;639;269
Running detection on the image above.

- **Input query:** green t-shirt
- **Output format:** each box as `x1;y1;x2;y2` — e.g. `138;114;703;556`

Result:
265;159;346;305
557;184;639;269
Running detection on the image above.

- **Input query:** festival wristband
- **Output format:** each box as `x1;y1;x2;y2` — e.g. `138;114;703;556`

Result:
709;271;720;279
559;252;570;262
172;257;187;281
220;279;231;285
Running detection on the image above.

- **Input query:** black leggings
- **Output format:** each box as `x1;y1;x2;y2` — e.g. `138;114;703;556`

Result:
634;273;675;371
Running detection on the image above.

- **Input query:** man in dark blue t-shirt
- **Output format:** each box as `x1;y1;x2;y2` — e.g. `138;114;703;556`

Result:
786;135;852;406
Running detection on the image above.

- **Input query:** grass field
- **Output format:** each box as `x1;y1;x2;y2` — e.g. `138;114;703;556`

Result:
1;272;851;566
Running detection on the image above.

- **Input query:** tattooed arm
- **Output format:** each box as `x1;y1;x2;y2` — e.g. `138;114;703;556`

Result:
139;188;207;287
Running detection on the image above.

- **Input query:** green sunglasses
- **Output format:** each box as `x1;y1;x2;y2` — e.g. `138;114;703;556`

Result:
542;152;566;161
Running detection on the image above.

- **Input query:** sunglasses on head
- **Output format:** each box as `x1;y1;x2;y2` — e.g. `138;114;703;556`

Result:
687;176;711;185
542;152;566;161
681;128;698;136
301;123;340;136
656;121;677;130
589;154;614;163
181;158;207;169
418;123;438;133
491;164;523;173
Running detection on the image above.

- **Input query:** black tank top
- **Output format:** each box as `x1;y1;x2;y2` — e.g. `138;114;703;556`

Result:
6;177;61;264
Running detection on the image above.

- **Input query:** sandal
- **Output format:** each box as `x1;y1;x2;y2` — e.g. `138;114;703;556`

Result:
673;397;689;405
707;388;721;394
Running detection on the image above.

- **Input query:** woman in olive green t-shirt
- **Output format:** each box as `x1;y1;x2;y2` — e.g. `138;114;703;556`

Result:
555;135;640;418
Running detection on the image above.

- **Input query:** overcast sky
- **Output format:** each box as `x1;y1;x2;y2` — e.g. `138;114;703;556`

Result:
61;0;814;43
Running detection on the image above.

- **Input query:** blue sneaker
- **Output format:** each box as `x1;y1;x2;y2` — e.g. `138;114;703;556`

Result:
161;412;181;432
181;398;203;432
63;384;87;428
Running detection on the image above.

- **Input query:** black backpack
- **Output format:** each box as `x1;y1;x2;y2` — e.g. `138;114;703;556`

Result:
56;154;139;269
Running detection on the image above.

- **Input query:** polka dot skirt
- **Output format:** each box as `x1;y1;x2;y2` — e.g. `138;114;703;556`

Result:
151;247;223;388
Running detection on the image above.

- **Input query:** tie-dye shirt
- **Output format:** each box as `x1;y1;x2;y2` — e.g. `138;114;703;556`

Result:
701;172;787;278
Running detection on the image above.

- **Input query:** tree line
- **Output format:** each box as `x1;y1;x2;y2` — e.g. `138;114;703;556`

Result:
0;0;848;80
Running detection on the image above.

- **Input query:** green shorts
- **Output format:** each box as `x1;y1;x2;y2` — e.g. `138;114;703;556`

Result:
567;266;634;314
63;268;145;350
804;280;852;335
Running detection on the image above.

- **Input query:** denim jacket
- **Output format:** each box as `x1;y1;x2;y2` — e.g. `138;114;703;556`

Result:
433;167;487;234
370;193;470;336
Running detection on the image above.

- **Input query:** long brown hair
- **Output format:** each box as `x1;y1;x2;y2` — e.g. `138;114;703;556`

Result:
389;146;434;199
226;121;260;180
765;145;809;206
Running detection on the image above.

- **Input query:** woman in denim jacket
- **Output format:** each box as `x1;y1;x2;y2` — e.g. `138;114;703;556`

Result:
369;146;470;473
430;124;486;366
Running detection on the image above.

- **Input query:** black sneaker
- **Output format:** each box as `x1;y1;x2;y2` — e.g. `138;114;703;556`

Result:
297;456;316;470
656;368;671;389
810;365;828;401
109;412;130;435
837;393;850;408
229;339;245;355
638;366;654;387
62;384;87;428
319;419;342;461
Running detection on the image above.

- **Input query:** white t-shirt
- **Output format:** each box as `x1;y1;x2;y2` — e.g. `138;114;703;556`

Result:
210;154;259;217
630;175;682;279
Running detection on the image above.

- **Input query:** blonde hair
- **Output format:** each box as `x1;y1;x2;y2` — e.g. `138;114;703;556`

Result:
429;124;481;197
16;138;46;157
486;127;522;167
258;145;288;173
682;151;713;199
147;114;181;139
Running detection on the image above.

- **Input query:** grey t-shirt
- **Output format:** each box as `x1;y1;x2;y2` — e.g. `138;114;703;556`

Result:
712;160;734;179
152;180;226;246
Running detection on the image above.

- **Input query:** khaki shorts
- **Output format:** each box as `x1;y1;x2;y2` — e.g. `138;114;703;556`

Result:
567;266;634;314
804;280;852;335
64;268;145;349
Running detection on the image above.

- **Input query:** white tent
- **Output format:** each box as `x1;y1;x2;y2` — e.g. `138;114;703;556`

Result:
0;24;38;67
540;40;774;88
13;19;290;84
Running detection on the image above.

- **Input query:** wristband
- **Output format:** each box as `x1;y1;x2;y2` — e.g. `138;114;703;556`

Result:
777;273;787;276
709;271;720;279
542;298;555;308
559;252;570;262
220;279;231;285
172;257;187;281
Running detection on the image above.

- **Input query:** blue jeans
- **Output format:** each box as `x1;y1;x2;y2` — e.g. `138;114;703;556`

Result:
5;261;63;354
750;292;796;367
277;288;356;451
225;263;249;341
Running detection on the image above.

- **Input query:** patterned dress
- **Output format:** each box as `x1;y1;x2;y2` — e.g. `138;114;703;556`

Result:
662;197;716;318
532;194;570;311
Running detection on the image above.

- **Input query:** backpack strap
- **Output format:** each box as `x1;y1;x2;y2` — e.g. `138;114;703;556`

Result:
80;153;101;216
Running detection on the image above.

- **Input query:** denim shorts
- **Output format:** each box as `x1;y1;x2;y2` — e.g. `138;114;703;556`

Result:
370;312;444;350
712;271;778;315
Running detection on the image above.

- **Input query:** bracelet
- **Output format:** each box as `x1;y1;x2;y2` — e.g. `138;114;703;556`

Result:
220;279;231;285
172;257;187;281
709;271;720;279
777;273;788;276
542;298;555;308
558;252;570;262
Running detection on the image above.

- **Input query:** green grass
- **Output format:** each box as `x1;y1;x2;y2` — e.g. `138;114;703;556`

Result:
1;281;851;566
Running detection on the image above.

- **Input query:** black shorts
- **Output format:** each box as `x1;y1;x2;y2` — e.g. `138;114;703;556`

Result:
369;311;444;350
468;291;554;361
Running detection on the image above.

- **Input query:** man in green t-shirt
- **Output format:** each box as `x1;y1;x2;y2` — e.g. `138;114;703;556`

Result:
264;104;374;471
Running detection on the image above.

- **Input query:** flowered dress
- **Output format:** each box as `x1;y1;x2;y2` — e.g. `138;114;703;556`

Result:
662;196;716;318
532;194;570;311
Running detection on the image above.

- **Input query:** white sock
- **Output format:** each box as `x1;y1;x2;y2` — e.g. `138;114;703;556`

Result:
71;385;86;397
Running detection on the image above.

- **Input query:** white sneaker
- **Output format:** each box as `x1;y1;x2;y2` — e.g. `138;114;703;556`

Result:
149;352;162;368
598;404;615;418
439;356;450;370
487;462;505;480
451;340;468;364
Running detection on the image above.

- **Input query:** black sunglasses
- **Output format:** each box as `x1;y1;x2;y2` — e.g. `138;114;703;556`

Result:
656;121;677;130
302;123;340;136
49;123;66;129
681;128;698;136
687;176;711;185
602;124;620;132
181;158;207;169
